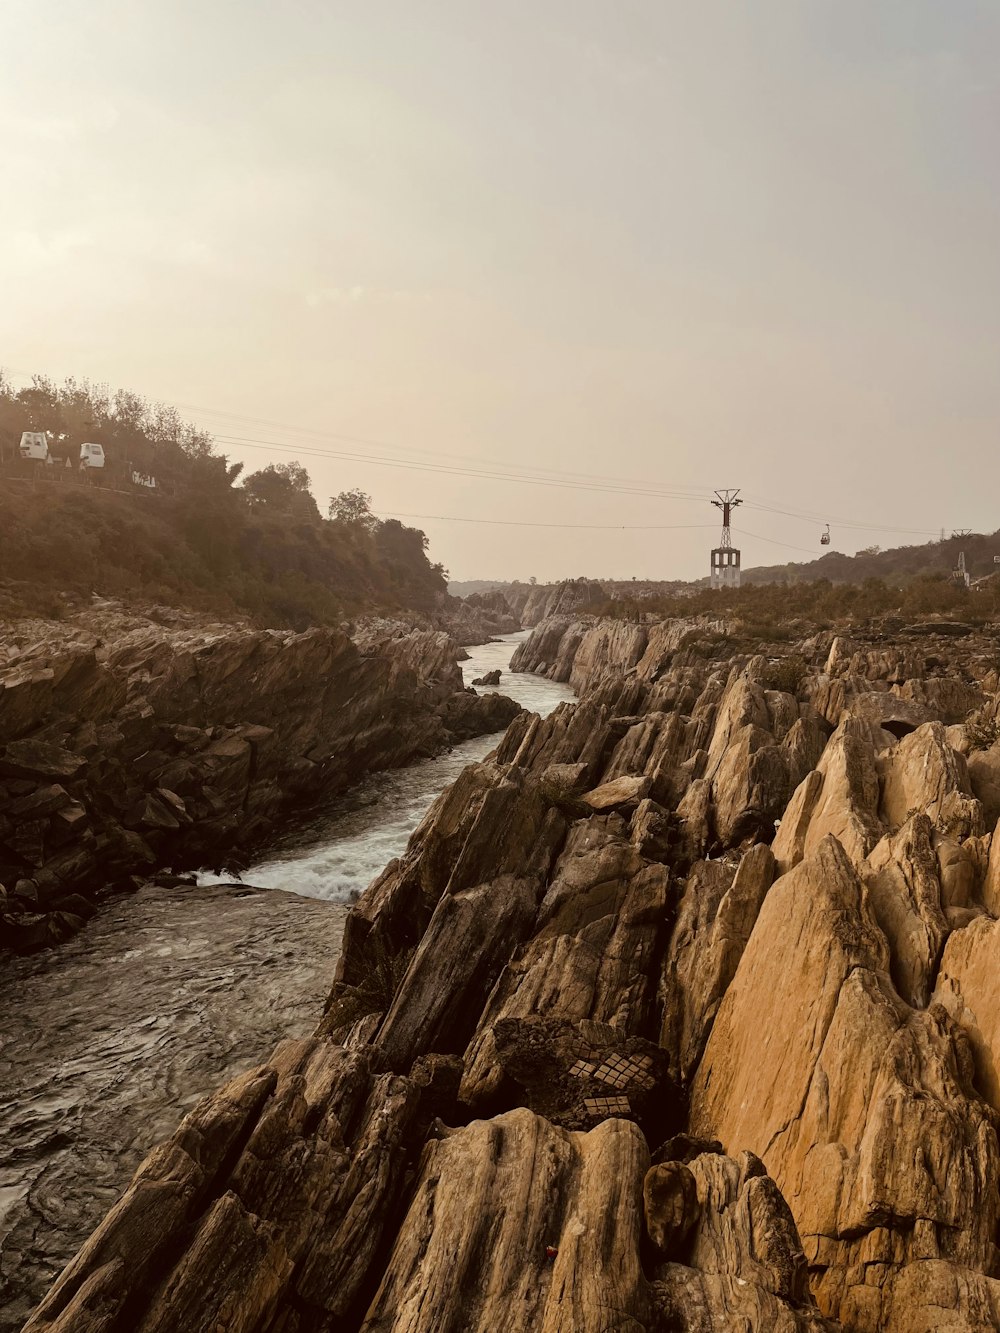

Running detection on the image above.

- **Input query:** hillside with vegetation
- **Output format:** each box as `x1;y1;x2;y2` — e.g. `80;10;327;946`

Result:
741;532;1000;586
0;373;446;626
584;570;1000;640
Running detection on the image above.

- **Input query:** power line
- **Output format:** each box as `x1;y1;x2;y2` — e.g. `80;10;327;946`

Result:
378;510;719;531
177;399;716;498
381;511;879;560
741;493;939;539
732;526;832;556
0;363;960;545
209;430;717;506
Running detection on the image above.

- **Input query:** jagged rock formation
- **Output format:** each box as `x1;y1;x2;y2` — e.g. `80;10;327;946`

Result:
509;612;727;693
506;578;607;628
22;609;1000;1331
0;604;519;950
471;667;502;686
435;589;521;644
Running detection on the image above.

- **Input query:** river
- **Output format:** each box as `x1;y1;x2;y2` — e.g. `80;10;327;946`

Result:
0;633;575;1329
198;631;575;902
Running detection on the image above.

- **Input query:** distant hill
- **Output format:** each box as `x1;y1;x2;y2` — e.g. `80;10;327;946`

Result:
447;579;512;598
740;533;1000;587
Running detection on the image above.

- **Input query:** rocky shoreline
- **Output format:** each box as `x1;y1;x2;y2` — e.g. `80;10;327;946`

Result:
19;607;1000;1331
0;880;347;1333
0;602;520;951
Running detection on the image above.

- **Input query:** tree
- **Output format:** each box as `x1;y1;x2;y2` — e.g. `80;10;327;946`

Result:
111;388;150;434
243;462;320;519
328;488;378;531
16;376;62;431
374;519;446;609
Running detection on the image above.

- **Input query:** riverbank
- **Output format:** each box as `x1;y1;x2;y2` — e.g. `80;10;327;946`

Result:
202;632;575;900
0;631;557;1328
25;608;1000;1332
0;880;347;1331
0;600;520;951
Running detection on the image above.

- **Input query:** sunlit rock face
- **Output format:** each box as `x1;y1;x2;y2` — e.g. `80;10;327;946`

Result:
19;610;1000;1333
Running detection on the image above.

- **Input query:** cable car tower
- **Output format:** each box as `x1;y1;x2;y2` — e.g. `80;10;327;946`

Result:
710;489;742;589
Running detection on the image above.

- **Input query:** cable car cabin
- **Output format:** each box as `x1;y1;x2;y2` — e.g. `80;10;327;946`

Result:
821;524;831;546
19;431;49;461
80;442;106;470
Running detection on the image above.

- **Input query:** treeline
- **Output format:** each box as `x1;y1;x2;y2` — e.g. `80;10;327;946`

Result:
741;534;1000;587
0;373;446;626
588;574;1000;637
0;371;216;482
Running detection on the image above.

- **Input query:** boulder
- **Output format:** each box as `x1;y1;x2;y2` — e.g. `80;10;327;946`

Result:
933;914;1000;1112
459;815;670;1110
967;743;1000;827
0;740;87;782
861;815;948;1008
649;1149;838;1332
471;668;502;687
361;1108;648;1333
878;722;984;839
580;774;651;811
772;717;883;873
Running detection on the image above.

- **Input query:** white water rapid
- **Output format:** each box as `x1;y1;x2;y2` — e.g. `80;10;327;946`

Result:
198;632;574;903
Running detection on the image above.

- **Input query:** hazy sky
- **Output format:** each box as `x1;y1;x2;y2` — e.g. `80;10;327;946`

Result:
2;1;998;581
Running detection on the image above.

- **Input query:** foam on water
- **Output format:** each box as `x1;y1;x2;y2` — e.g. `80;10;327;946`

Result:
197;632;574;902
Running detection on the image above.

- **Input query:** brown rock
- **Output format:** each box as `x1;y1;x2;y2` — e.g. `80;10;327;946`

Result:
691;836;1000;1330
644;1159;699;1256
649;1149;839;1332
459;816;670;1110
878;722;984;840
580;773;651;811
660;845;775;1083
933;914;1000;1112
0;740;87;782
772;717;883;872
359;1108;650;1333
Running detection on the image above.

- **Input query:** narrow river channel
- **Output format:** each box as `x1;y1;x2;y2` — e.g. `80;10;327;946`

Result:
199;630;575;902
0;637;579;1329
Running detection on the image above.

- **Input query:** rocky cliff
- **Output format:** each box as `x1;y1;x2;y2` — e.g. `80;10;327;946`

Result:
506;577;608;627
22;610;1000;1331
436;589;521;643
0;603;519;950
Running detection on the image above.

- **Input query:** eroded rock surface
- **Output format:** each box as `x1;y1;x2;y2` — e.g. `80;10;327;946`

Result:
22;607;1000;1332
0;603;515;949
0;881;345;1332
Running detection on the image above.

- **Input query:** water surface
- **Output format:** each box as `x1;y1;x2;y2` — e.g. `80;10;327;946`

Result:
198;632;574;902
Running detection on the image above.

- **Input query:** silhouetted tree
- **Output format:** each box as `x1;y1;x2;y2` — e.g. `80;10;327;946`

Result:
242;462;320;519
329;488;378;530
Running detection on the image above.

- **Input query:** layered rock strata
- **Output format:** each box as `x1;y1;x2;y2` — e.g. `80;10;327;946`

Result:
506;577;608;628
436;589;521;643
0;604;519;949
23;609;1000;1331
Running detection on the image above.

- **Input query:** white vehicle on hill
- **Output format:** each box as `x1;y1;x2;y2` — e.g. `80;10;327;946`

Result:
19;431;49;461
80;442;106;469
